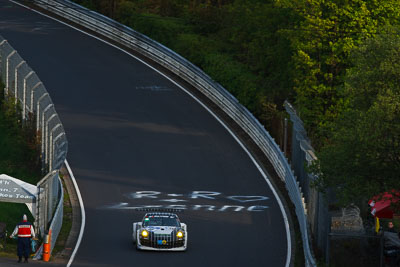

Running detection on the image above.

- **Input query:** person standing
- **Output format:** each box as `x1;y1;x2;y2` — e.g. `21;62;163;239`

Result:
388;221;397;233
10;214;36;263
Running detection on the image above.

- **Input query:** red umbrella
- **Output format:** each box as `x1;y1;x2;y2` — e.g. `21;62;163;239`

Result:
369;191;400;219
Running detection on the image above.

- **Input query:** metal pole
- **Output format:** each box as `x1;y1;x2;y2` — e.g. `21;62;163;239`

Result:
6;50;17;96
49;124;62;172
326;232;330;266
45;114;57;166
284;118;288;157
35;183;42;238
35;92;48;132
41;104;53;173
380;231;384;267
15;60;25;105
44;183;48;233
23;71;34;120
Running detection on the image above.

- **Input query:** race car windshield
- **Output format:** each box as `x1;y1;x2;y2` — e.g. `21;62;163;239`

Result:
143;216;180;227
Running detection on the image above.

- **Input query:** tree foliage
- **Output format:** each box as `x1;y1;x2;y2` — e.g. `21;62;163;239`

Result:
277;0;400;145
0;84;41;184
311;27;400;205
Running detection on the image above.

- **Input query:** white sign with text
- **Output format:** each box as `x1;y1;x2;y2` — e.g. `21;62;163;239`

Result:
0;174;37;204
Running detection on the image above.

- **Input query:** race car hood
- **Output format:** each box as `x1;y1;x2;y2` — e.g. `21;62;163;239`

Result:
145;226;177;235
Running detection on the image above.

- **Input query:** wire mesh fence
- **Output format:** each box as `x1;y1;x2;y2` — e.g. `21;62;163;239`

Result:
285;101;332;259
284;101;389;266
36;171;61;238
0;34;67;258
0;36;67;175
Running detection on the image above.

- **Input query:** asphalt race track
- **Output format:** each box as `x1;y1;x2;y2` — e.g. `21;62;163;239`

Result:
0;1;289;266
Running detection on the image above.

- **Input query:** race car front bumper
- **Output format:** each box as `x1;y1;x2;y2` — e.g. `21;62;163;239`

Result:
136;242;187;251
136;233;187;251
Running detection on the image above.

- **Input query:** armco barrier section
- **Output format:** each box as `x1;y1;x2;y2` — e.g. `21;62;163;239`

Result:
0;35;67;259
33;1;316;265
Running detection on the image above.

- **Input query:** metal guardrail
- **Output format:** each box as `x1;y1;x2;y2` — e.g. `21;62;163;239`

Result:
32;1;317;265
0;34;67;259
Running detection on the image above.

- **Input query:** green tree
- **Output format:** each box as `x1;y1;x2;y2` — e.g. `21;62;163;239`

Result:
311;27;400;205
277;0;400;146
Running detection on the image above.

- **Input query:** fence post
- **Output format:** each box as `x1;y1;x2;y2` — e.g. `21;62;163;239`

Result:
45;114;57;167
49;124;62;171
380;232;384;267
41;104;53;173
6;50;16;96
23;71;35;120
36;92;48;132
326;232;331;266
284;118;288;157
15;61;25;105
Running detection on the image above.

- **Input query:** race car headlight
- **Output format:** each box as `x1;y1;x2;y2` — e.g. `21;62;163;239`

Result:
141;230;149;238
176;231;184;239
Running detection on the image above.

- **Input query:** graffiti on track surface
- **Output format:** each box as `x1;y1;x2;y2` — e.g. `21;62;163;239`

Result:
102;191;270;212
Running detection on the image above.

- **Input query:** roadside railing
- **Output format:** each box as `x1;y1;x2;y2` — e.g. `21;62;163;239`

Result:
32;1;316;265
285;101;332;260
0;34;67;259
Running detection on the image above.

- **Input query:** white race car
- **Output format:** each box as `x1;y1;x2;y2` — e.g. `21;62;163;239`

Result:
133;212;187;251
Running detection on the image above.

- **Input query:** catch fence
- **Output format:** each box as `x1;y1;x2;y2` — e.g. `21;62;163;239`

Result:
284;101;331;258
0;35;68;258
